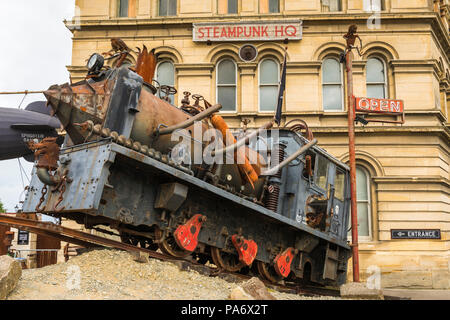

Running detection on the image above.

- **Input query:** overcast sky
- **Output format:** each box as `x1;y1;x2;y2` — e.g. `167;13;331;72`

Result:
0;0;75;212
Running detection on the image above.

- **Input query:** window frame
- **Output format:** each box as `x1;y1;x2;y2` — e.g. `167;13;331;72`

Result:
118;0;129;17
156;60;176;105
322;56;344;112
363;0;385;12
268;0;280;13
158;0;177;17
320;0;342;12
347;166;373;242
366;56;388;99
216;58;238;113
227;0;238;14
258;58;280;113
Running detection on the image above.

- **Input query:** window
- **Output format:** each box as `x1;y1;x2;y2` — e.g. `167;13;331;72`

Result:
259;59;280;112
159;0;177;16
321;0;342;12
354;167;372;239
322;58;343;111
228;0;238;13
314;155;329;191
364;0;384;12
269;0;280;13
260;0;280;13
218;0;239;14
156;61;175;104
119;0;129;17
118;0;136;17
217;59;237;112
334;170;345;201
366;57;387;99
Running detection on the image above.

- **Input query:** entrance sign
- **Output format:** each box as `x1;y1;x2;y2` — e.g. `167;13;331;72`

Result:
355;97;404;114
193;20;302;42
391;229;441;240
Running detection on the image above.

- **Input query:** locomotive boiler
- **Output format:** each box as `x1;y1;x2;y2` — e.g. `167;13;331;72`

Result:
21;43;352;286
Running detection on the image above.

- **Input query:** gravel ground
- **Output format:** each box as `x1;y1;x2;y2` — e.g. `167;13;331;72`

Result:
7;248;341;300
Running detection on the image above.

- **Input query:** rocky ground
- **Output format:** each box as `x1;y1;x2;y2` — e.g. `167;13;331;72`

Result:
7;248;341;300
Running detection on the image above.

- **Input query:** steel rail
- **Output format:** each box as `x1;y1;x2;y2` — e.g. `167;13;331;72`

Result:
0;214;171;261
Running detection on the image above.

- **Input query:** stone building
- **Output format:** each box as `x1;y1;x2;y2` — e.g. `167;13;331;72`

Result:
67;0;450;289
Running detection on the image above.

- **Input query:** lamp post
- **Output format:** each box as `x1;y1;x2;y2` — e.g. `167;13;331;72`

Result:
343;25;360;283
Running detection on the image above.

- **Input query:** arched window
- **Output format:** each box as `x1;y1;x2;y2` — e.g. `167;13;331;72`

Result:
366;57;387;99
156;61;175;104
322;57;343;111
356;166;372;239
216;59;237;112
259;59;280;112
347;166;372;240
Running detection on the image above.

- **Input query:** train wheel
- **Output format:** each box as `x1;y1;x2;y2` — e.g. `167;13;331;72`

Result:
120;232;158;251
138;239;159;251
210;247;244;272
154;228;191;258
120;233;138;246
256;261;283;283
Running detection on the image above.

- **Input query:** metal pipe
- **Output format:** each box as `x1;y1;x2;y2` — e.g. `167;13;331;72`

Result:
211;120;274;156
346;48;360;283
154;104;222;136
0;90;44;95
260;139;318;177
36;168;60;186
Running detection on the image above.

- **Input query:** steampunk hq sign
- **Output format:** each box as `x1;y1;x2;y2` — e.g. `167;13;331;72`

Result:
193;20;302;42
391;229;441;240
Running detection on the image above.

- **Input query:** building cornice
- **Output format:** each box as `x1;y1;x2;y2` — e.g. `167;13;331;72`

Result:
66;12;450;66
373;176;450;188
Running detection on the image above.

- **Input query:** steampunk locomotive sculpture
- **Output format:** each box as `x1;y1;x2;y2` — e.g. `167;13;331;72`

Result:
21;41;352;286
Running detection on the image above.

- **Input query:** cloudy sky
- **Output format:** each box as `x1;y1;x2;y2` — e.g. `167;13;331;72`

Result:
0;0;75;212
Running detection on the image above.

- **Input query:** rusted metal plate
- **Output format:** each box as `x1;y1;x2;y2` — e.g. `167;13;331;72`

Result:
193;20;302;42
22;140;113;214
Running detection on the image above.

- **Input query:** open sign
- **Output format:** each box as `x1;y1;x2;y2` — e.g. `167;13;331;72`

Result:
355;97;404;114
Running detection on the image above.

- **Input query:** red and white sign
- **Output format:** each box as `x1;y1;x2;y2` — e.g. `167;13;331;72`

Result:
193;20;302;42
355;97;404;114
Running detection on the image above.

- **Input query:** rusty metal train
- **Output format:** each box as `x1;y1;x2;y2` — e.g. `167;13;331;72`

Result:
20;43;352;286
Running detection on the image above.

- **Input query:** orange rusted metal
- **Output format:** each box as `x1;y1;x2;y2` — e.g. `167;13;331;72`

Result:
135;45;157;84
210;114;259;188
28;137;60;171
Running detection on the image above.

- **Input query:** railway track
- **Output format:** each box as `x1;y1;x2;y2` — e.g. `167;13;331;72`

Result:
1;214;408;299
0;214;342;298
